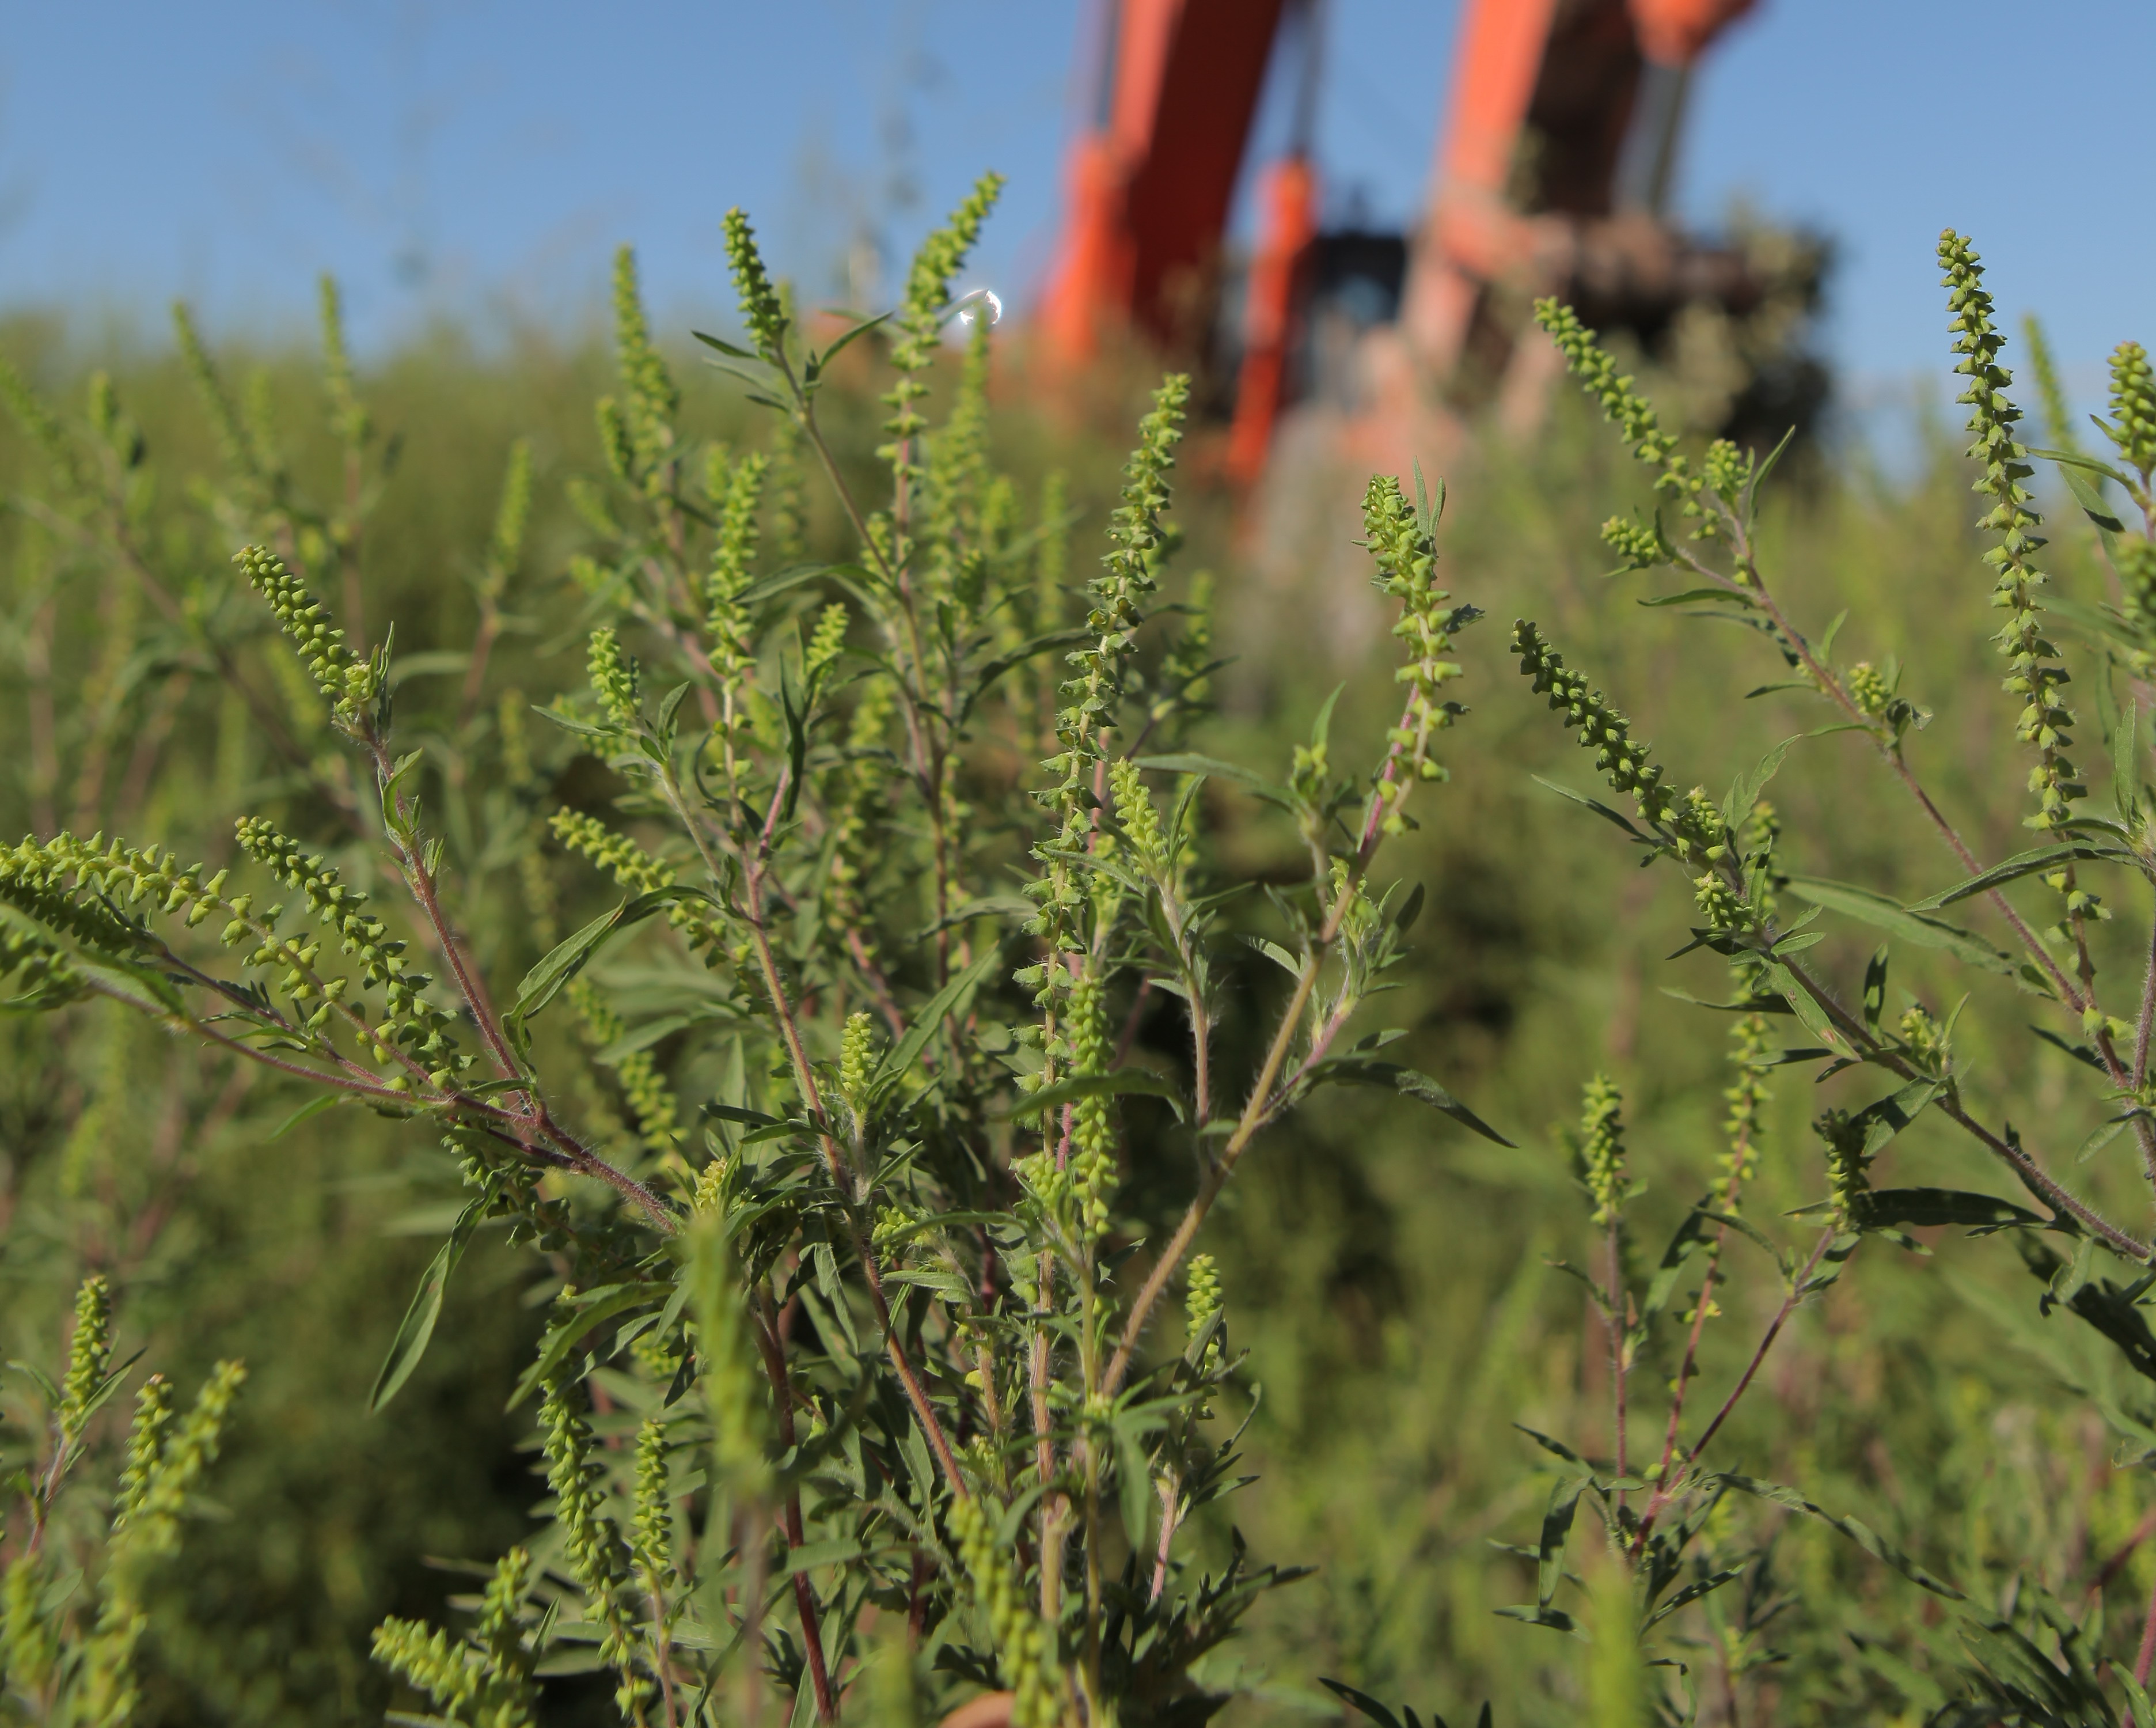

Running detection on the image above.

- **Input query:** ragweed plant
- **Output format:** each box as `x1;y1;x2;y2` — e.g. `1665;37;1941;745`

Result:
0;259;579;1720
1434;245;2156;1722
0;1275;244;1726
0;183;1506;1728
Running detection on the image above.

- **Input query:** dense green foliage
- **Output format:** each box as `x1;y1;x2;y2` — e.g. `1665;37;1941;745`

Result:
5;180;2156;1728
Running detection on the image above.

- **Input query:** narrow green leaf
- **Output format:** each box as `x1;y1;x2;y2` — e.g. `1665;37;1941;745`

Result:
1717;1474;1964;1598
741;560;879;608
1783;877;2014;973
1309;684;1345;752
2041;591;2142;648
962;627;1094;719
1134;753;1270;791
811;310;892;369
1852;1078;1939;1158
780;1537;864;1578
1764;962;1841;1048
266;1091;343;1142
2117;700;2141;824
1697;1208;1786;1269
813;1238;862;1355
1000;1068;1186;1123
690;329;759;361
1723;734;1800;832
1535;1472;1587;1608
1909;845;2126;911
1850;1188;2044;1233
1531;776;1652;843
876;945;1004;1085
1643;1567;1745;1628
1314;1059;1515;1146
2032;446;2134;488
1658;988;1793;1014
507;1284;658;1411
1319;1681;1405;1728
1641;1208;1713;1323
1114;1424;1153;1559
369;1197;485;1413
1491;1605;1581;1636
1640;586;1753;609
506;886;697;1033
2047;451;2130;537
656;681;692;740
1862;945;1889;1034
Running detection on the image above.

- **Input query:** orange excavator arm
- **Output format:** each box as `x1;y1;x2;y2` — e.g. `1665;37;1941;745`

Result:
1039;0;1764;479
1402;0;1758;384
1040;0;1294;364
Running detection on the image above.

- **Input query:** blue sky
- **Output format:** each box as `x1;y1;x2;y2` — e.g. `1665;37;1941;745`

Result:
2;1;2150;414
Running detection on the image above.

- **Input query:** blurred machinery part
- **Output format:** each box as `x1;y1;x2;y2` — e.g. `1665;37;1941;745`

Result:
1040;0;1826;480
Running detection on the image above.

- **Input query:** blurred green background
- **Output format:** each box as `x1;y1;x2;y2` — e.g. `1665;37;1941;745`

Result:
1;285;2151;1728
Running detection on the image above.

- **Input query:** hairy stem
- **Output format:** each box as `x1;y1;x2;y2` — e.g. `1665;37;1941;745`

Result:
1103;960;1319;1399
2134;912;2156;1092
1608;1219;1629;1508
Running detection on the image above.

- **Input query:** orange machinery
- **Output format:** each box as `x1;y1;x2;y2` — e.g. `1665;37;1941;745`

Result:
1040;0;1761;480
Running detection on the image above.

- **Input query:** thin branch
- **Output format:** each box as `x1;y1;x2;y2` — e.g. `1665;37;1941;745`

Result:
1103;696;1428;1397
682;744;971;1498
1630;1229;1837;1553
754;1294;838;1723
1102;958;1320;1400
